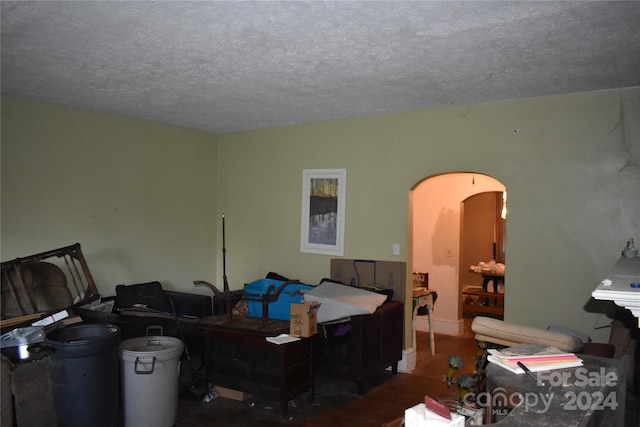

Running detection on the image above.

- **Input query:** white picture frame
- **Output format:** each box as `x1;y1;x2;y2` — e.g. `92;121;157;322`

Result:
300;169;347;256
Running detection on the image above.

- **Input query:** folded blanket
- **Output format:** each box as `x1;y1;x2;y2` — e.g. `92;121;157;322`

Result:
304;281;387;323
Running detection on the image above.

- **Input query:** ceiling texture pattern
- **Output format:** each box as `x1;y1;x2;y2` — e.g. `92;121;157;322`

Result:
2;1;640;134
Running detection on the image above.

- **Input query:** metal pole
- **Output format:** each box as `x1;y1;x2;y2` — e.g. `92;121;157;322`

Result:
222;213;228;293
221;213;231;318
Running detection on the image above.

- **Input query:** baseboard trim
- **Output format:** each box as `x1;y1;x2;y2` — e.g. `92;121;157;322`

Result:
397;348;416;373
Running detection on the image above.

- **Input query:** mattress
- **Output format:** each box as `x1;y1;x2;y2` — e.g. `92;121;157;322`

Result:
303;281;387;323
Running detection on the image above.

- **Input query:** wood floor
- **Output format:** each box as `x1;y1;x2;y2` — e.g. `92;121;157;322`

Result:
302;317;478;427
175;316;479;427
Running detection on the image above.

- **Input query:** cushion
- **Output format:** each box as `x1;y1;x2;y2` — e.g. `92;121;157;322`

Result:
471;316;584;352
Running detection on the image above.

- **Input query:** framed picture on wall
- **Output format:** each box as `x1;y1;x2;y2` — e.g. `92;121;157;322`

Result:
300;169;347;256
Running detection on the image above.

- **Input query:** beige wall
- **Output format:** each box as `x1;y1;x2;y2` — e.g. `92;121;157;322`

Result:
2;87;639;345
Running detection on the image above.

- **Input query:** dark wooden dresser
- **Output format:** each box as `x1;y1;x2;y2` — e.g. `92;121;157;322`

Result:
196;315;314;417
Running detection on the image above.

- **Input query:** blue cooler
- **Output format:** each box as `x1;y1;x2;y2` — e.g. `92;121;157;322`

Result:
244;279;314;320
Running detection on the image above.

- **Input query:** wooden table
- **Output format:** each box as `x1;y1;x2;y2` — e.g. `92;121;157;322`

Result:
469;270;505;293
196;315;314;418
462;287;504;317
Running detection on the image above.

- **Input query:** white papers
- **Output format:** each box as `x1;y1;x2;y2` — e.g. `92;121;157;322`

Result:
487;344;583;374
491;344;576;360
266;334;301;345
487;354;583;374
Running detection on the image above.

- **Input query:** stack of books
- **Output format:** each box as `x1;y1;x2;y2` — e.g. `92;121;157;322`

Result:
487;343;583;374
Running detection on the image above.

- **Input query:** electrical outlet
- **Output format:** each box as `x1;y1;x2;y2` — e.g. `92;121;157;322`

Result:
393;244;400;255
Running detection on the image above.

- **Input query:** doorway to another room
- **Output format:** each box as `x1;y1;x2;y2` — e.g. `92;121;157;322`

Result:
409;173;506;343
460;191;506;319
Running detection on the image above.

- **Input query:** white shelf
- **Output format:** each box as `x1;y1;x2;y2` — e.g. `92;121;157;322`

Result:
592;256;640;324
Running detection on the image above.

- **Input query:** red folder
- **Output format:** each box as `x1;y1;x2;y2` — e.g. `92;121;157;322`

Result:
425;395;451;420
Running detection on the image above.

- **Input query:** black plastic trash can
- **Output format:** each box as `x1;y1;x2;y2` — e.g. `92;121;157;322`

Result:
45;323;121;427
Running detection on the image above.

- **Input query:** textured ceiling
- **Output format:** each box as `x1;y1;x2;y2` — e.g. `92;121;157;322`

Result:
2;1;640;134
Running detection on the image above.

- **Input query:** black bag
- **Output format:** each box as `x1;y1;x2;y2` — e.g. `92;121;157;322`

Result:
114;281;172;313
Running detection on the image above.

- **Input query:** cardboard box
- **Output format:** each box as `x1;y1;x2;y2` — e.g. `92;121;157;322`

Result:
214;385;251;401
289;301;318;337
330;258;406;303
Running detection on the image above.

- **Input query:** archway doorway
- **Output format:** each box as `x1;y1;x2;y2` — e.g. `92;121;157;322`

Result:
409;173;506;341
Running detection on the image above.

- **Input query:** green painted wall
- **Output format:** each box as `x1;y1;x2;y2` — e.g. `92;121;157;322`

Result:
2;88;639;345
1;95;219;296
217;88;640;343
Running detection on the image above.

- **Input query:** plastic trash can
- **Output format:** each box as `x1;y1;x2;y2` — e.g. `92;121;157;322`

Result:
45;323;121;427
119;335;184;427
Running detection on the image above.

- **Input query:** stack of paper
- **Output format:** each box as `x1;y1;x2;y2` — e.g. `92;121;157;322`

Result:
265;334;301;345
487;343;583;374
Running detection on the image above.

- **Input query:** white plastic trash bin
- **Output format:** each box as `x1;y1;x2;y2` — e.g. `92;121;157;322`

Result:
119;336;184;427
